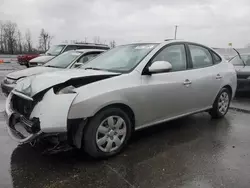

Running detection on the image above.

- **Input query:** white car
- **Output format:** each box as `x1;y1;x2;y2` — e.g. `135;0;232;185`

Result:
28;43;110;67
1;49;104;96
5;40;237;158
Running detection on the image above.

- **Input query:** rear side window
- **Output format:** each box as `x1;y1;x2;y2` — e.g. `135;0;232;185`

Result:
211;51;222;64
189;45;213;69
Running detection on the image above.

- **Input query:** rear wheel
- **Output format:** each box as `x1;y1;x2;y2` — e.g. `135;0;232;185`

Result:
82;107;132;158
209;88;231;118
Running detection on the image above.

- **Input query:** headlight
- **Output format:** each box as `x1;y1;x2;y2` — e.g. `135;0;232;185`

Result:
4;77;16;84
57;85;76;94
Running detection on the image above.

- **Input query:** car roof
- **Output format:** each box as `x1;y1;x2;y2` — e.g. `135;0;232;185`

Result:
58;43;109;48
73;49;106;53
125;40;212;47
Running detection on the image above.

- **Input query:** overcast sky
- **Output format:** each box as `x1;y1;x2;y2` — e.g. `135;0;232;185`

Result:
0;0;250;48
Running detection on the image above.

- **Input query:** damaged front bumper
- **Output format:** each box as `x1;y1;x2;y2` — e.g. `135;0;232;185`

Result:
5;88;78;143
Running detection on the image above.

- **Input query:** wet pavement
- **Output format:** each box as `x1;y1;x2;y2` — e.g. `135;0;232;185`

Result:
1;64;250;188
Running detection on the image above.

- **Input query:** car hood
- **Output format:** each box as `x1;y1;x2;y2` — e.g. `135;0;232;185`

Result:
14;69;120;97
29;55;54;63
7;67;60;80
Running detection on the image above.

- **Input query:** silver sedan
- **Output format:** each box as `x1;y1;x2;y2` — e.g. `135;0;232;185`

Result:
5;40;237;158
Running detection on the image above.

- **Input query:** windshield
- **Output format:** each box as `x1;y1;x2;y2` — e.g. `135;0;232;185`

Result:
81;43;158;72
45;51;82;68
46;45;66;56
230;54;250;66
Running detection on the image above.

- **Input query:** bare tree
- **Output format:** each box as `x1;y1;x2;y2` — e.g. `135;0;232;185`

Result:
39;28;53;52
93;36;101;44
17;30;23;53
0;21;4;53
109;40;116;48
25;29;32;52
3;21;18;54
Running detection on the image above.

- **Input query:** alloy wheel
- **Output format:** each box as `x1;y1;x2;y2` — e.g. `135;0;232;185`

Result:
218;92;229;114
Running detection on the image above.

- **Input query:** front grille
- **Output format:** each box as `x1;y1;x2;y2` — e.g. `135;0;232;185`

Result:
11;94;35;119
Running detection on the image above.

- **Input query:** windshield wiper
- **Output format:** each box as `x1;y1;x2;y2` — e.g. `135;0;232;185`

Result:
84;67;121;73
84;67;105;71
45;65;61;68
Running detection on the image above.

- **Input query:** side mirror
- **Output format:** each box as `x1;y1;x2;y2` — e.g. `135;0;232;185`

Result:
74;62;83;68
147;61;172;74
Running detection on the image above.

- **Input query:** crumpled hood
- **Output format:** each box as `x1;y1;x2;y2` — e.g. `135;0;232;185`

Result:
29;55;54;63
7;67;60;80
14;69;120;97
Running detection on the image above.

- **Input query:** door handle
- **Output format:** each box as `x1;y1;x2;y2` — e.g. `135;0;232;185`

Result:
183;79;192;86
216;74;222;79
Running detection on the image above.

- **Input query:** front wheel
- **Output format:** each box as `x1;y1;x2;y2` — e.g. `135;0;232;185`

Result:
209;88;231;118
82;107;132;158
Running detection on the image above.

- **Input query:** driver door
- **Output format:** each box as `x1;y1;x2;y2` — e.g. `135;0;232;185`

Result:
140;44;194;125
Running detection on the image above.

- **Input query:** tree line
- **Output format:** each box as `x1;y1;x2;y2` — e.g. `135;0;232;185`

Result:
0;20;116;55
0;20;53;54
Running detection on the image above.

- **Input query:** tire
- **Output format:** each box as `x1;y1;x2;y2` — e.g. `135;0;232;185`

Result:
209;88;231;118
25;62;29;68
82;107;132;158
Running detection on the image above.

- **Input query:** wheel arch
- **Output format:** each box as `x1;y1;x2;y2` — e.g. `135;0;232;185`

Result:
93;103;136;130
222;85;233;99
68;102;136;149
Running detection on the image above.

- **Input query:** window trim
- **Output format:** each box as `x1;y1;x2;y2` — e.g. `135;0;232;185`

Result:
142;42;189;75
186;42;215;70
210;50;222;64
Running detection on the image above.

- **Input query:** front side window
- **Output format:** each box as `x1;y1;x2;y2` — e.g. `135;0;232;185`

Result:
45;51;82;68
46;45;66;56
72;53;101;68
189;45;213;68
78;53;100;64
151;44;187;72
64;45;78;52
81;43;158;73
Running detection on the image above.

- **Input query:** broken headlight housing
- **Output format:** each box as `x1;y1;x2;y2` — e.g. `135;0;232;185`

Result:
57;85;76;94
4;77;17;84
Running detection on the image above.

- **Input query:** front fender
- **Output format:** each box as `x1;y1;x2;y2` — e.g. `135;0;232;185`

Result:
68;92;131;119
